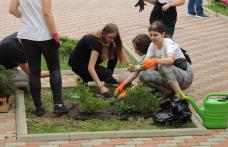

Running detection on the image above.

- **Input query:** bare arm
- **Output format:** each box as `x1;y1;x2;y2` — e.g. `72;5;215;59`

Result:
168;0;185;7
122;71;139;85
19;63;29;75
19;63;49;78
157;54;174;65
162;0;185;11
88;50;109;93
9;0;21;18
42;0;57;34
144;0;157;4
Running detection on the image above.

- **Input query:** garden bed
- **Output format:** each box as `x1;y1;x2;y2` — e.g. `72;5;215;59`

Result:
24;84;195;134
16;86;208;141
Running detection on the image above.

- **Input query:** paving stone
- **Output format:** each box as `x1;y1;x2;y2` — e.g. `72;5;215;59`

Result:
49;141;69;145
199;141;218;145
39;145;59;147
157;143;177;147
132;138;152;141
207;138;226;142
166;140;185;143
174;136;193;140
124;141;144;145
5;142;26;146
115;145;135;147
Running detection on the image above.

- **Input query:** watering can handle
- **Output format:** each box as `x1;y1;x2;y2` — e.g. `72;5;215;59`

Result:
204;93;228;103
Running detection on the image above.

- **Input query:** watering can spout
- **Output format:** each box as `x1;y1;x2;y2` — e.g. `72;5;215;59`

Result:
188;97;204;119
179;91;204;119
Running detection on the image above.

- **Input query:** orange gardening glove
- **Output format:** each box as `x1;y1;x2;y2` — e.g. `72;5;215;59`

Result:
114;83;126;97
143;58;159;69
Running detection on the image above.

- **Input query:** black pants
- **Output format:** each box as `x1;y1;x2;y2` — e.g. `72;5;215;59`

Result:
72;57;118;83
21;39;62;108
149;2;177;37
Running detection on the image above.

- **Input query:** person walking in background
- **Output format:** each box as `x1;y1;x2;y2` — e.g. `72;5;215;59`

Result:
139;21;193;100
114;34;151;97
188;0;209;17
9;0;69;116
68;23;129;95
0;32;49;87
135;0;185;38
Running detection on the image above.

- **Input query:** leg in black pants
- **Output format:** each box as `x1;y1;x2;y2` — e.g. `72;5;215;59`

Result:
21;39;68;116
149;2;177;38
73;64;113;83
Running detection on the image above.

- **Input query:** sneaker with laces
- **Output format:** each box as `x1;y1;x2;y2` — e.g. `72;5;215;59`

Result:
196;13;209;18
105;77;119;87
35;106;46;116
53;103;69;115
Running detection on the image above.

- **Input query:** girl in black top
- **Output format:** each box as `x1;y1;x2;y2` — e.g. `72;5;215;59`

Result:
69;23;128;94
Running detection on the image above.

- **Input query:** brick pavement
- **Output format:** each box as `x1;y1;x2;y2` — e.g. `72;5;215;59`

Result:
0;0;228;146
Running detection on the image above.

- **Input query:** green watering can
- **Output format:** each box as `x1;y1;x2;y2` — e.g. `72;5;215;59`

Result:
179;92;228;129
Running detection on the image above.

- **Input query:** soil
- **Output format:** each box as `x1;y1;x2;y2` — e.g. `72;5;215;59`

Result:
64;99;152;121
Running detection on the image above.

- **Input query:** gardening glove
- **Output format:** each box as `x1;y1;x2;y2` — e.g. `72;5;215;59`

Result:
51;32;61;45
135;0;146;12
179;90;189;100
118;91;126;99
143;58;159;69
114;82;126;97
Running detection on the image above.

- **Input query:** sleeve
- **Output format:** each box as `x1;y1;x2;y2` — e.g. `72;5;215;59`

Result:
86;35;102;54
145;43;155;59
164;39;178;55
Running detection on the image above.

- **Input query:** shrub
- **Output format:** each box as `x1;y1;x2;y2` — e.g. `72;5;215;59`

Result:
75;79;110;113
59;36;78;58
114;82;161;115
0;65;15;97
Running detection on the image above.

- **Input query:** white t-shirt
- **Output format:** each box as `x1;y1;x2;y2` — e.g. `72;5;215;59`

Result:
17;0;52;41
145;38;185;60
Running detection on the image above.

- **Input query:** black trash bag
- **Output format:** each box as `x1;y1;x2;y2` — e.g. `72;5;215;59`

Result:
152;99;192;126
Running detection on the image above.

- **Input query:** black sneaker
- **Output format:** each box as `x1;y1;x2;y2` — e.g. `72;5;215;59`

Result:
196;13;209;18
53;104;69;115
105;77;119;87
188;13;196;16
35;106;46;116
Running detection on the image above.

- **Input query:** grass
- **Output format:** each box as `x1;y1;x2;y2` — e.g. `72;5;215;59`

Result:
25;87;195;134
207;1;228;16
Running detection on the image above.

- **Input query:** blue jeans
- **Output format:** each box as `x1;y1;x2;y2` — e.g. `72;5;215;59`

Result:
188;0;203;15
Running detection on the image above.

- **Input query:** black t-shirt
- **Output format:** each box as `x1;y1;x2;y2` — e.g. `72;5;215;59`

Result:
68;35;103;69
0;32;27;69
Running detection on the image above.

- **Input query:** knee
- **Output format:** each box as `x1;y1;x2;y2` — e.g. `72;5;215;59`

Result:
158;65;170;75
139;70;151;82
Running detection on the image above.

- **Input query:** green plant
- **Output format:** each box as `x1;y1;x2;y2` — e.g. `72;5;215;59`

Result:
75;79;110;112
114;82;161;115
207;1;228;16
59;36;77;58
0;65;15;97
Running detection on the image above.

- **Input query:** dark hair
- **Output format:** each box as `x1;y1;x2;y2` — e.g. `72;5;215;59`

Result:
148;21;166;34
132;34;151;54
101;23;125;62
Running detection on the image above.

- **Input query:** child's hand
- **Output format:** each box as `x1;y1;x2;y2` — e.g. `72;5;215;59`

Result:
114;83;126;97
143;58;159;69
